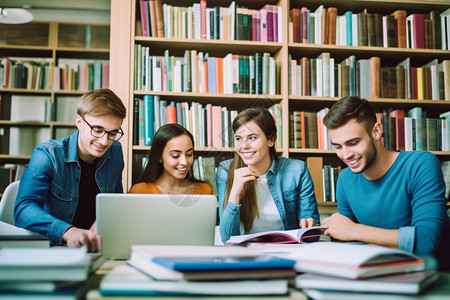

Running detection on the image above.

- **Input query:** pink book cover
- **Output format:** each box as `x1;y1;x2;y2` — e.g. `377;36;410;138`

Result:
260;7;268;42
211;105;223;148
272;5;278;42
139;0;149;37
264;4;274;42
201;0;207;39
53;67;60;91
301;7;308;43
252;10;259;41
206;104;212;147
102;63;109;88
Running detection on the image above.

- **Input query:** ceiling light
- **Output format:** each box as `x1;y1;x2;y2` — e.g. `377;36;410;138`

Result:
0;8;33;24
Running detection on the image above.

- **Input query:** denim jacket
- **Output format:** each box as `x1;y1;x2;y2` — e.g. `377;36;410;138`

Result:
216;157;320;243
14;131;124;245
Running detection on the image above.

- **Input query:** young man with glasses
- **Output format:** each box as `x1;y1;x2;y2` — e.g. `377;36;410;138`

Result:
14;89;126;252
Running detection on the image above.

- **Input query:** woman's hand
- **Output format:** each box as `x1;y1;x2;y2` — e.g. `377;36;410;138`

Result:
299;217;316;228
228;167;258;205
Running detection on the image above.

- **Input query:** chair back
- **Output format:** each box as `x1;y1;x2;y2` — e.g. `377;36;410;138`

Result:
0;181;20;225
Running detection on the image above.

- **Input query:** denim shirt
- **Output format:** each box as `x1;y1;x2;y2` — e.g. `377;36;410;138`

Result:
14;131;124;245
216;157;320;243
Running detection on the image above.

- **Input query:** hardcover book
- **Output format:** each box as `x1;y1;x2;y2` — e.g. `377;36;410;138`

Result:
288;242;425;279
226;226;326;245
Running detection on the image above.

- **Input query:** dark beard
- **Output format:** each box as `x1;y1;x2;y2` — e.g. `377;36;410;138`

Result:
360;138;377;173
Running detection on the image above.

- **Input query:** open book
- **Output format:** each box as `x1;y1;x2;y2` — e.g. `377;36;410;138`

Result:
226;226;326;245
286;242;425;279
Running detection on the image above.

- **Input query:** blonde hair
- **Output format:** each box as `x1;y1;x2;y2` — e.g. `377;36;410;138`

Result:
77;88;126;119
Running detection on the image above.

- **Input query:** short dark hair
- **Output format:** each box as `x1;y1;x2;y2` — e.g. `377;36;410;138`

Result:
138;124;196;183
323;96;377;134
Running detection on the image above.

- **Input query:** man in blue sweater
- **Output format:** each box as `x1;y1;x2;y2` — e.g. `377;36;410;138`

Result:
322;96;450;271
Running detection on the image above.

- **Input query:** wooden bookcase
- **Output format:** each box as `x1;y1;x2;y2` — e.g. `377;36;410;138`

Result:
0;21;110;166
109;0;450;209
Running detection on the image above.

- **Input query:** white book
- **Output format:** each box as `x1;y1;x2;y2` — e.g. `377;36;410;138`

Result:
278;5;282;42
296;64;302;96
404;117;414;151
287;242;425;279
11;95;49;122
316;58;323;97
223;53;233;94
269;57;276;95
297;271;438;295
229;1;236;41
0;247;90;282
152;57;162;92
9;128;50;156
314;5;323;44
329;58;335;97
55;96;78;123
406;14;415;49
358;59;372;99
192;3;201;40
352;13;358;46
339;15;347;46
382;15;388;47
100;264;288;296
173;59;182;92
222;106;229;147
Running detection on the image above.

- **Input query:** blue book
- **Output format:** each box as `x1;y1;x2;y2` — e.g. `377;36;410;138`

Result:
152;255;295;271
143;95;154;146
207;56;216;93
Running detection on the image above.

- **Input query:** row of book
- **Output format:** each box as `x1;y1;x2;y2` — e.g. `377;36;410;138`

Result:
134;46;277;95
290;5;449;50
289;54;450;101
138;0;283;43
0;57;51;90
0;57;109;92
132;95;283;150
1;95;78;123
53;59;109;91
0;246;92;299
292;108;450;152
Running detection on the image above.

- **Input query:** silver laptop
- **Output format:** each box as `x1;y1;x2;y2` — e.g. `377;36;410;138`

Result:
96;193;217;260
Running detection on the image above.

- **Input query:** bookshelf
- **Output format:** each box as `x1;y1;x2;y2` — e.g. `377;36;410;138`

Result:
109;0;450;207
0;21;110;166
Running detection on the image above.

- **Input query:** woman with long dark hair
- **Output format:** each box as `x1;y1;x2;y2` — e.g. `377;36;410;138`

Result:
216;107;319;243
130;124;212;194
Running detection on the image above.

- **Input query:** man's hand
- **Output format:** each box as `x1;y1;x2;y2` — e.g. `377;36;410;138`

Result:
299;218;316;228
62;226;101;253
321;213;357;241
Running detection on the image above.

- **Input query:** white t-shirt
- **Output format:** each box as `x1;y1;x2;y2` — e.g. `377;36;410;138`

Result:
240;174;283;234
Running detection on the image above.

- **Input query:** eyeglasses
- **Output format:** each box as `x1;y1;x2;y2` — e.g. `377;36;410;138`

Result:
81;116;124;141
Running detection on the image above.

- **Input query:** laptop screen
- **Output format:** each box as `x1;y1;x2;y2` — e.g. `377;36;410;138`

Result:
96;193;218;260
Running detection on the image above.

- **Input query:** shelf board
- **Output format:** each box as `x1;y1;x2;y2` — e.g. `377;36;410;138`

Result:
288;44;450;62
133;91;282;107
0;88;52;94
134;37;283;56
317;201;337;206
0;154;31;162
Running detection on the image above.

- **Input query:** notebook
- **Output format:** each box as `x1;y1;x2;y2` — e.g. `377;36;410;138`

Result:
96;193;218;260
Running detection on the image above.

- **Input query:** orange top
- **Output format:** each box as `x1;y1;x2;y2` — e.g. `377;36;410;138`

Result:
129;182;213;195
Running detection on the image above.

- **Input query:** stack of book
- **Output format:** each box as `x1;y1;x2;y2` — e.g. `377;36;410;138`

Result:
287;242;439;299
0;247;91;299
99;245;296;296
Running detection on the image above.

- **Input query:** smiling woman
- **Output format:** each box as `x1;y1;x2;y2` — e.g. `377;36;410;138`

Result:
216;107;320;244
129;124;212;195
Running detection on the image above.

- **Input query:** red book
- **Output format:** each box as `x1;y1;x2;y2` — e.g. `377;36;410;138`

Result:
412;14;425;49
389;109;405;150
292;8;300;43
300;57;308;96
166;105;177;124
